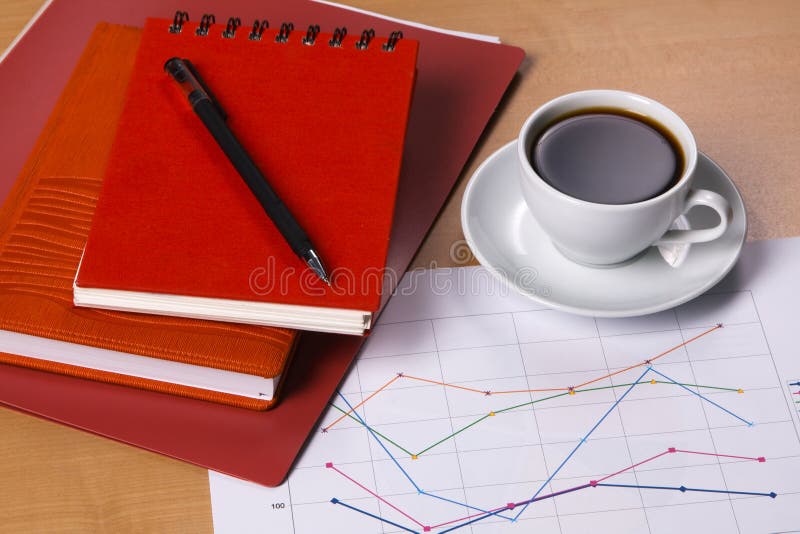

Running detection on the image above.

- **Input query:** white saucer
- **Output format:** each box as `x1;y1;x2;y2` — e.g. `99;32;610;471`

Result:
461;141;747;317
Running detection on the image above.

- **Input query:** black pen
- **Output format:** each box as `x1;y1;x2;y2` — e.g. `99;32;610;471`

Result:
164;57;331;286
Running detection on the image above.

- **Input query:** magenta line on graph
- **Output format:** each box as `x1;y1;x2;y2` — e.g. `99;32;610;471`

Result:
328;448;767;530
326;463;426;529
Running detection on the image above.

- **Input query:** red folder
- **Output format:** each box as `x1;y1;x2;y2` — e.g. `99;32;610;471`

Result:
0;0;524;485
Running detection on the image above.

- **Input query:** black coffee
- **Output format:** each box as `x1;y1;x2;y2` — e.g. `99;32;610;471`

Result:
530;109;684;204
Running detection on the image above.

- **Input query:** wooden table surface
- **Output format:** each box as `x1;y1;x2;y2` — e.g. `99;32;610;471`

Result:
1;0;798;531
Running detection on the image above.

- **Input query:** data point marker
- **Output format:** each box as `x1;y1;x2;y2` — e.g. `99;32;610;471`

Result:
489;412;495;417
325;462;333;468
411;455;418;460
717;323;724;328
770;492;777;498
331;498;339;504
424;527;431;532
668;447;677;453
650;379;657;385
507;502;516;509
679;486;687;492
758;457;766;462
590;480;598;487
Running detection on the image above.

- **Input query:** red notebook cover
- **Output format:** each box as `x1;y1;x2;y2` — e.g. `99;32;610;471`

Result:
76;17;419;314
0;22;298;411
0;0;524;486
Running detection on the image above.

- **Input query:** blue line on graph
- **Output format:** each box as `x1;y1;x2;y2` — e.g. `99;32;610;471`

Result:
596;483;777;498
512;366;651;520
336;391;516;521
330;498;420;533
332;363;760;531
648;367;753;426
419;490;514;521
440;483;595;533
790;381;800;387
337;392;421;492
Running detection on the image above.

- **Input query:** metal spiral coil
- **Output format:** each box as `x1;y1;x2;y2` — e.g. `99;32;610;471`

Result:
249;19;268;41
166;11;402;54
169;11;189;34
195;14;214;36
355;29;375;50
275;22;294;43
329;27;347;48
382;30;403;51
222;17;241;39
302;25;321;46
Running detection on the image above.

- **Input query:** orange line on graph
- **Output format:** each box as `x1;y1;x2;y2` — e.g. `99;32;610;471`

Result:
574;324;722;389
322;373;402;432
403;374;487;394
324;323;722;431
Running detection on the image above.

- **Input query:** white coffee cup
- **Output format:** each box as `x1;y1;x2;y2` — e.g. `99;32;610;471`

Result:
517;90;730;266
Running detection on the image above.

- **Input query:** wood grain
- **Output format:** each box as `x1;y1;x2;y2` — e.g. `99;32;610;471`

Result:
1;0;798;531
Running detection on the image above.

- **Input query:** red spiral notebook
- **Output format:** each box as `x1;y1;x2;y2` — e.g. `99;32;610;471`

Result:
74;17;419;335
0;0;525;486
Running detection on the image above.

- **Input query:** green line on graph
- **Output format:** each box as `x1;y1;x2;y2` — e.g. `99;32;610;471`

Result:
329;379;741;459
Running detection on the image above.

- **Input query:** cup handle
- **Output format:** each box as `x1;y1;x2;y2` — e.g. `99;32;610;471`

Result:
655;188;731;245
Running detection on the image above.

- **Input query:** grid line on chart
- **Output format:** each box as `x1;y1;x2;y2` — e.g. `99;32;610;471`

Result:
279;287;800;534
326;324;722;433
595;316;653;534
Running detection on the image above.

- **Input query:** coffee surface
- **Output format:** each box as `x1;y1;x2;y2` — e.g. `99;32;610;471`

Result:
532;112;681;204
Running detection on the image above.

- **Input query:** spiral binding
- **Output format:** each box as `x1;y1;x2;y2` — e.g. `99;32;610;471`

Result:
382;31;403;52
196;14;214;36
166;11;400;51
169;11;189;33
355;29;375;50
249;20;268;41
302;25;320;46
222;17;241;39
329;27;347;48
276;22;294;43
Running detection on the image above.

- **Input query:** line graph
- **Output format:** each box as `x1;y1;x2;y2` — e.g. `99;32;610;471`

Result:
326;361;773;532
322;325;723;433
329;447;773;533
213;268;800;534
327;377;743;458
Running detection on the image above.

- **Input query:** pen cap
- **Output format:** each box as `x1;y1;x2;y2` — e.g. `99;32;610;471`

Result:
164;57;211;108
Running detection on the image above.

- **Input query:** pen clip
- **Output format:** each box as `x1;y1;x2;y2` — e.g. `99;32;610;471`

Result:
182;59;228;121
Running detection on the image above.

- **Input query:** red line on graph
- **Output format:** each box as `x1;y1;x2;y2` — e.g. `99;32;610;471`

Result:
324;324;722;432
595;450;672;483
328;445;764;530
673;449;765;462
327;463;426;528
428;503;515;529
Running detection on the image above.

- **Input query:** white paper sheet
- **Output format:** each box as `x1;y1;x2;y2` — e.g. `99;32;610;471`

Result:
211;237;800;533
310;0;502;43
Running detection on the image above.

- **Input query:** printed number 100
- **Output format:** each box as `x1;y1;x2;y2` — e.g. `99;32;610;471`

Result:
271;503;286;510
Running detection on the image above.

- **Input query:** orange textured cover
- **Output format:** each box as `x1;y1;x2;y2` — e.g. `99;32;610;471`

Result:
77;18;418;312
0;23;297;410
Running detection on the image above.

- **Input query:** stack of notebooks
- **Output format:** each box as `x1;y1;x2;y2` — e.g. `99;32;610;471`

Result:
0;0;524;486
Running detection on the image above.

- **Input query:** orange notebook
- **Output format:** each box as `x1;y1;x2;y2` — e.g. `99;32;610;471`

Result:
0;22;297;411
74;16;419;335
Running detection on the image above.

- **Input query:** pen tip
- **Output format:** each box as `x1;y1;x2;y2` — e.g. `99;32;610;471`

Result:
303;249;331;288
